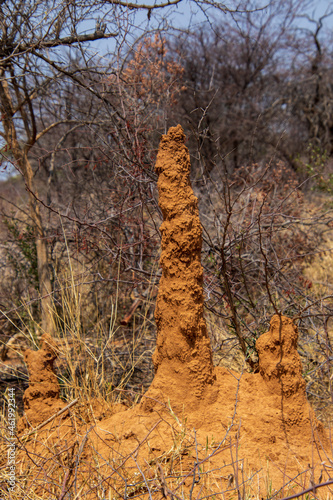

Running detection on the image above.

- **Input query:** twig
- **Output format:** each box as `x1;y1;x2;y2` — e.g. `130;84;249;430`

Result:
20;398;79;439
58;470;70;500
120;298;141;325
189;429;200;499
157;463;183;499
277;479;333;500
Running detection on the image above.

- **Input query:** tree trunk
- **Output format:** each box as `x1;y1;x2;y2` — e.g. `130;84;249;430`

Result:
22;152;54;335
0;75;54;334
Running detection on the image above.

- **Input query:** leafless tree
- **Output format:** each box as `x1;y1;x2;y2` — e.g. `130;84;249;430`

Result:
0;0;265;334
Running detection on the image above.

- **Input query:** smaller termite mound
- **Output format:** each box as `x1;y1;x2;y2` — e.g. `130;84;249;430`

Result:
142;125;217;411
256;314;306;397
18;333;65;431
256;314;324;435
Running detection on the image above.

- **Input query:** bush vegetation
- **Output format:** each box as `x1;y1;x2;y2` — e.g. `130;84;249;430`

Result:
0;0;333;497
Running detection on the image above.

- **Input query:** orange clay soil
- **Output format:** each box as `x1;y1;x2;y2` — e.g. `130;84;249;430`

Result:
17;333;66;432
16;126;333;499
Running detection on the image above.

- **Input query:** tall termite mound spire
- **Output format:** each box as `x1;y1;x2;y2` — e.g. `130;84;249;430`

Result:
143;125;216;410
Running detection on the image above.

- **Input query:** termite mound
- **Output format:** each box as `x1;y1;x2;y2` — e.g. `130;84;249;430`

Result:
256;314;306;397
18;333;65;431
141;124;217;412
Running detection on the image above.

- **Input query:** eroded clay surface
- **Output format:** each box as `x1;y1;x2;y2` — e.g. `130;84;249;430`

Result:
18;333;65;430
